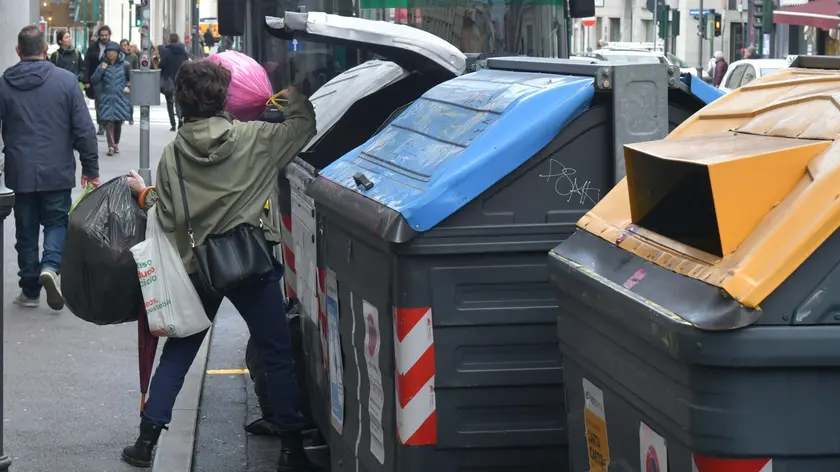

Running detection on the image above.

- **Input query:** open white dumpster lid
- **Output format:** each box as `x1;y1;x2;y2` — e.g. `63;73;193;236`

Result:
302;59;409;151
264;12;467;76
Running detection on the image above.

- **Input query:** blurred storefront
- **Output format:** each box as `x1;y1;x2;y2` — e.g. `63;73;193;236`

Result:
774;0;840;57
244;0;566;94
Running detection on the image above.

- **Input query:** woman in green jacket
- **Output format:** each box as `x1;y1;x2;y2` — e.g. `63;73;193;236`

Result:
121;60;318;472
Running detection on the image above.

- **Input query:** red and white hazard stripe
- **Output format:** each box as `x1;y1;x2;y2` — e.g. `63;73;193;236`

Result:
393;307;436;446
693;454;772;472
280;213;297;299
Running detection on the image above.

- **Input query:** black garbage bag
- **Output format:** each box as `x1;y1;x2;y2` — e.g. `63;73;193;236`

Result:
61;176;147;325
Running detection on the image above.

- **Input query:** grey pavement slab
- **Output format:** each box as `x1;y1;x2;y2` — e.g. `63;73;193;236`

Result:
193;309;330;472
1;108;182;472
192;305;251;472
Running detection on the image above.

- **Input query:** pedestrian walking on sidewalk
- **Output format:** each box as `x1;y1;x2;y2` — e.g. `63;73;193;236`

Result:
120;60;318;471
50;29;85;89
159;33;189;131
91;41;132;156
85;25;111;136
712;51;729;88
121;40;139;125
0;25;101;310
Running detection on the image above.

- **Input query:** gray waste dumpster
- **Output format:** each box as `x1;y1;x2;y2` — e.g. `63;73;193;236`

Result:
549;56;840;472
264;11;468;434
301;58;723;472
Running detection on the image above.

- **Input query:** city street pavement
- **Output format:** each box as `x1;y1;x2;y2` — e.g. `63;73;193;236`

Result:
1;102;179;472
193;311;330;472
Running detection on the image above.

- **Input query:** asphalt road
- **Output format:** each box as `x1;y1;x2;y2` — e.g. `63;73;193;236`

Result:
2;104;175;471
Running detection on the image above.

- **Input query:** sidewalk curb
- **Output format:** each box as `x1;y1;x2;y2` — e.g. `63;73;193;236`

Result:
152;326;214;472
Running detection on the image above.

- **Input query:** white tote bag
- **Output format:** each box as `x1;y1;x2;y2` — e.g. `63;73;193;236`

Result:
130;206;211;338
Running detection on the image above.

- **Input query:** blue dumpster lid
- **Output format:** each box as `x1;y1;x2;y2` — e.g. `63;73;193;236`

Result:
318;68;596;232
681;73;725;104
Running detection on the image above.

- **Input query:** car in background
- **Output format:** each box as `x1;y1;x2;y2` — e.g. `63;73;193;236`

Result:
718;58;789;93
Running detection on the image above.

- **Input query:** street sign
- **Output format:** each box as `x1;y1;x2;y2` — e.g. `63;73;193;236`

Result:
689;8;711;16
288;39;303;52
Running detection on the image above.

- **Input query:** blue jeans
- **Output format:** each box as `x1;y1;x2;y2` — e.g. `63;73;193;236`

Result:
143;265;309;431
13;190;72;298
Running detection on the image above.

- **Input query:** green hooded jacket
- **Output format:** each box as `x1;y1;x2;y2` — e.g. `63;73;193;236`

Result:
151;90;315;273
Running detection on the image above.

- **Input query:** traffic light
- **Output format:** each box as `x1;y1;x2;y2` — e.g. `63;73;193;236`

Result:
714;12;722;36
753;0;764;31
658;6;670;40
134;4;142;27
671;8;680;35
762;0;774;33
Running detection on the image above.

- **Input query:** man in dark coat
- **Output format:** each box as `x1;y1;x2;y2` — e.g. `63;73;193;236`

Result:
84;25;112;135
203;28;216;50
159;33;190;131
713;51;728;88
0;26;101;311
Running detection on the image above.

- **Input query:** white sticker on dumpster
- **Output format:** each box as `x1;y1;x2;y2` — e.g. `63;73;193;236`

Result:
640;422;667;472
309;260;318;326
583;378;610;472
363;299;385;464
326;268;344;435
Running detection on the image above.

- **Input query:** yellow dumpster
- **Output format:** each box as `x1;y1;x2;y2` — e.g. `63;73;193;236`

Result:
549;55;840;472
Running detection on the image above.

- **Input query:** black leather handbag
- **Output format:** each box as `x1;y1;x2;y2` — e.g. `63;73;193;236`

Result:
173;148;274;294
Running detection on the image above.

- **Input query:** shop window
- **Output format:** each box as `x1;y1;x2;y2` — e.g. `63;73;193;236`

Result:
609;18;620;41
642;19;654;42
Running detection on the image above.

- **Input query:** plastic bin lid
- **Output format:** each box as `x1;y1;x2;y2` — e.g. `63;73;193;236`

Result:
265;12;466;76
681;73;725;104
317;68;596;232
577;67;840;308
301;60;409;152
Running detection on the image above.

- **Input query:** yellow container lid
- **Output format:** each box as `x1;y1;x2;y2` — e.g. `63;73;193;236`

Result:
579;68;840;308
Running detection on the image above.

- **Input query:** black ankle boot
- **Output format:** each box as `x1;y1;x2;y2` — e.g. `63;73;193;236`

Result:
278;431;320;472
121;418;166;468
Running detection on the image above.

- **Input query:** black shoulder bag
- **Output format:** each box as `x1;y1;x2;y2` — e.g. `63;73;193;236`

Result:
173;148;275;293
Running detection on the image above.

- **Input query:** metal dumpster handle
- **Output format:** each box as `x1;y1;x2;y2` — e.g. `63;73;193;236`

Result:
353;172;374;191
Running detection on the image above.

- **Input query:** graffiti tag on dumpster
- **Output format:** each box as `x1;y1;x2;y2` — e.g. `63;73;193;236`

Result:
583;378;610;472
538;159;601;205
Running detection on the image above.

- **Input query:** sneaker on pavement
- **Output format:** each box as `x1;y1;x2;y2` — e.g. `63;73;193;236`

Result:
40;270;64;311
13;291;39;308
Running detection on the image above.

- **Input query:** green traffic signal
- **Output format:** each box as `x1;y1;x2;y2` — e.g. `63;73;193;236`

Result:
135;5;142;27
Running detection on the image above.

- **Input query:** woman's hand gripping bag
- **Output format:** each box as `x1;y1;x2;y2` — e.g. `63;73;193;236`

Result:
204;50;274;122
61;176;147;325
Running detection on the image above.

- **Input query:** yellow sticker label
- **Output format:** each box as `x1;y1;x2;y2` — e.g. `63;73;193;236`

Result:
583;378;610;472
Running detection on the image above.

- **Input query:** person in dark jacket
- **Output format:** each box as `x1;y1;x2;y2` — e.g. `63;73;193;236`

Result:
91;41;132;155
713;51;728;88
203;29;216;50
85;25;112;135
0;26;101;310
121;39;139;125
49;29;85;87
159;34;190;131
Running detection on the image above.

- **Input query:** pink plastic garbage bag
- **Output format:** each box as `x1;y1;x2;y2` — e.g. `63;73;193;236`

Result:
205;50;274;122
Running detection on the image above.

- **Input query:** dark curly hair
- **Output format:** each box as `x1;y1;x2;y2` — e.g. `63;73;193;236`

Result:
175;61;231;120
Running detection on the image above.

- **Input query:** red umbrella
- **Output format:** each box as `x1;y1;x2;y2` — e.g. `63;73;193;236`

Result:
137;308;159;414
